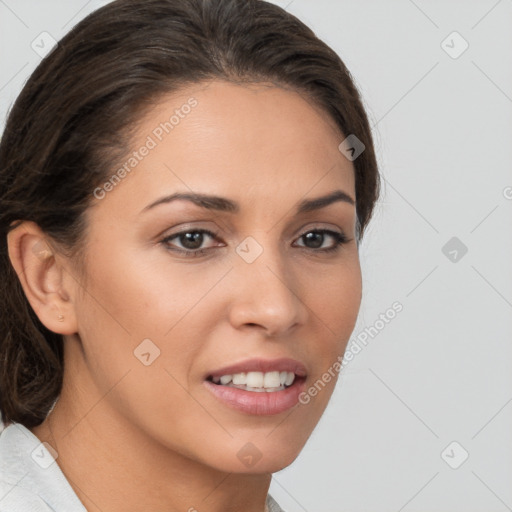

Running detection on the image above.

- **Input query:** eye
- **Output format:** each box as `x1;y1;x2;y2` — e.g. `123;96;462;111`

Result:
161;228;222;257
294;229;349;253
160;227;350;258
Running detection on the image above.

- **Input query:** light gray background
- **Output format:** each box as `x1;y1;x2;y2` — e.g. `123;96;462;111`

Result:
1;1;511;511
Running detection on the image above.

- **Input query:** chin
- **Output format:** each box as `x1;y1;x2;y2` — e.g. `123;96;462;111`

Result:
212;449;303;475
208;433;309;474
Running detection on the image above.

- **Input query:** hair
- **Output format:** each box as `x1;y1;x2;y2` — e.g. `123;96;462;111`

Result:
0;0;380;428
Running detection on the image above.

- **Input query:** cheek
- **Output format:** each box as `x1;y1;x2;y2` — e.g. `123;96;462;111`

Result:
308;256;361;331
72;246;229;380
70;252;207;427
300;254;362;379
296;264;361;418
78;242;220;333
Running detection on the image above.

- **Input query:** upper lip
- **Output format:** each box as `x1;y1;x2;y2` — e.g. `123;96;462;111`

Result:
207;358;308;379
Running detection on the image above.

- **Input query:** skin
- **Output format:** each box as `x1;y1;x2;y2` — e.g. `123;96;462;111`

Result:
8;80;362;512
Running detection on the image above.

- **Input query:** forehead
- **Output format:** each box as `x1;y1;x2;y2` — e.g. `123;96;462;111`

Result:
90;80;356;218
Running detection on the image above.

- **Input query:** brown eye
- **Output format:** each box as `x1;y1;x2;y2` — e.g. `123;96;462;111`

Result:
161;228;221;256
176;231;206;250
295;229;348;252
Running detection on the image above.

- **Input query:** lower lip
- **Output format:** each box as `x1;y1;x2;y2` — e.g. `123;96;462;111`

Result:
203;378;306;415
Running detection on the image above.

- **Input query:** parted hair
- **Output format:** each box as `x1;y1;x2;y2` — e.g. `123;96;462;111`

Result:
0;0;380;428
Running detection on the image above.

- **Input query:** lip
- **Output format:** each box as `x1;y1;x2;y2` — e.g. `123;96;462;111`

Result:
203;376;306;415
203;357;308;415
206;357;308;379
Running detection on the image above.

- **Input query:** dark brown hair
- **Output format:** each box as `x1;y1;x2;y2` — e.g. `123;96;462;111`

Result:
0;0;380;428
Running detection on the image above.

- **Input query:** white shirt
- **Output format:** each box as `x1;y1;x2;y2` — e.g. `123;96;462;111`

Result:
0;422;285;512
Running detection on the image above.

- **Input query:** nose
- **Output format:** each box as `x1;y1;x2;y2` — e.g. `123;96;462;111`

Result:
227;241;308;337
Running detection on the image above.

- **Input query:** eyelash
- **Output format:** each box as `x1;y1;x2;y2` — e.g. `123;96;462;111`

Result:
160;228;350;258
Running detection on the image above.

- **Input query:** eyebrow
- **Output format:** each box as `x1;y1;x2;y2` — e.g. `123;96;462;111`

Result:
141;189;355;215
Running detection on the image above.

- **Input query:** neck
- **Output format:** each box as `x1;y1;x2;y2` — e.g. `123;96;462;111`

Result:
30;344;272;512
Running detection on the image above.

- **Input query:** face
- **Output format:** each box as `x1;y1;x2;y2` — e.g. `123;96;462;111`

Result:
67;80;361;473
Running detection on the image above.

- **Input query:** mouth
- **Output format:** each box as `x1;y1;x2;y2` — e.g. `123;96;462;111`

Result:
203;358;308;415
206;371;303;392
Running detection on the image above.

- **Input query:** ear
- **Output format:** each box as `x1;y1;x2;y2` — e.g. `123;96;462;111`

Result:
7;221;78;335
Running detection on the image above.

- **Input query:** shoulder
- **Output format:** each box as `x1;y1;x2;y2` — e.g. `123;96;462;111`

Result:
0;422;86;512
0;422;31;484
0;481;55;512
267;493;287;512
0;422;51;510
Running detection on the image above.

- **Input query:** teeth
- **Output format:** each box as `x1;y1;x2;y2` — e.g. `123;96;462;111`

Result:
247;371;264;388
263;371;281;388
232;372;246;385
213;371;296;390
219;374;232;385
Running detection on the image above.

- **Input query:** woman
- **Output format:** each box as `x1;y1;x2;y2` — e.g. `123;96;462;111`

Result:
0;0;380;510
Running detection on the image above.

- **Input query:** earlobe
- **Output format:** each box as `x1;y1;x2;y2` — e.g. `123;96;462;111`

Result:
7;221;78;335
